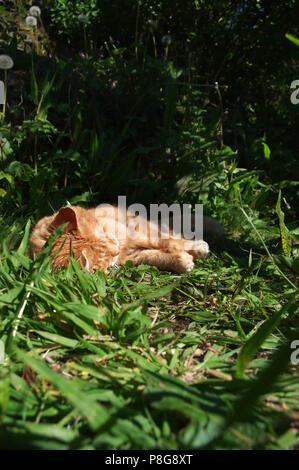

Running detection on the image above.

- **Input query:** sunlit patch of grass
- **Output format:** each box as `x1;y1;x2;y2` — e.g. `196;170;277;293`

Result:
0;218;298;450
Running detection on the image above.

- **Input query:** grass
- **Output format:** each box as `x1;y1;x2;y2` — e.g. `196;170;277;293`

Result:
0;212;298;450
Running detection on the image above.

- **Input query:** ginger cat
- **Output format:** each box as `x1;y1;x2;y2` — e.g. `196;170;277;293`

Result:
29;205;210;273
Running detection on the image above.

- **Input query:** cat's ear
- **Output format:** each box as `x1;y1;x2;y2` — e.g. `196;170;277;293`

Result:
51;207;78;232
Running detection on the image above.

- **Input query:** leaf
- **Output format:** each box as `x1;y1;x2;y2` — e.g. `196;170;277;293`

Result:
30;57;39;105
34;331;79;348
96;270;107;297
0;137;13;160
28;285;108;329
275;255;299;275
0;285;24;308
0;340;5;364
0;170;15;188
70;257;91;301
17;220;31;256
202;328;299;449
8;421;78;443
65;303;109;327
0;369;9;420
89;128;99;169
121;282;177;313
262;142;271;160
237;301;296;376
164;78;177;129
60;311;95;335
276;190;291;257
72;110;82;146
163;62;182;129
15;349;110;431
286;33;299;47
233;329;299;423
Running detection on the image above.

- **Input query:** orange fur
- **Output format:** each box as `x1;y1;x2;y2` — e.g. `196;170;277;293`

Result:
29;205;209;273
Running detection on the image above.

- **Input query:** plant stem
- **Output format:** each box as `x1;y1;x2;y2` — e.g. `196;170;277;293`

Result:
2;70;7;122
152;34;157;58
34;132;38;173
35;26;40;55
83;26;88;55
135;0;140;60
215;81;224;150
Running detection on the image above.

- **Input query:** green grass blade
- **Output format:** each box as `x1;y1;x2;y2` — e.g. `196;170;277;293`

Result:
276;190;291;257
15;348;110;431
236;300;297;376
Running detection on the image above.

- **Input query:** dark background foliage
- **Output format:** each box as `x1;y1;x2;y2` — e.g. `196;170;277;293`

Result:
1;0;298;225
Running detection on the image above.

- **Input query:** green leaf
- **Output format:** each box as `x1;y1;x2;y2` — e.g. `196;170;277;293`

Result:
15;348;110;431
262;142;271;160
121;282;177;313
276;190;291;257
0;171;15;188
89;128;99;169
233;329;299;423
203;328;299;448
0;369;9;420
0;340;5;364
237;301;296;376
286;33;299;47
65;303;109;327
34;331;79;348
8;421;78;443
30;57;39;105
17;220;31;256
0;285;24;308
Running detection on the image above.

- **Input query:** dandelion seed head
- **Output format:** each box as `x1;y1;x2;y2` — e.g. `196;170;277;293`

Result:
148;19;158;30
0;54;14;70
161;35;171;46
26;15;38;27
29;6;41;17
78;13;89;24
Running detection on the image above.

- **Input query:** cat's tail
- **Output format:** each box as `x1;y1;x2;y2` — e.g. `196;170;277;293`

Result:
202;215;224;239
168;213;224;241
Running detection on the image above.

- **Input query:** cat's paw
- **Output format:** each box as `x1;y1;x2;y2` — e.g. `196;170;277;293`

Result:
183;239;209;259
175;252;195;273
185;259;195;272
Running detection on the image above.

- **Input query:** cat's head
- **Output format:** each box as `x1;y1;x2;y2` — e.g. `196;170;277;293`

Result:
30;206;119;273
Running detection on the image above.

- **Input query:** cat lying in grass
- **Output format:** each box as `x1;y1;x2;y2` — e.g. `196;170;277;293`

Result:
29;205;222;273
